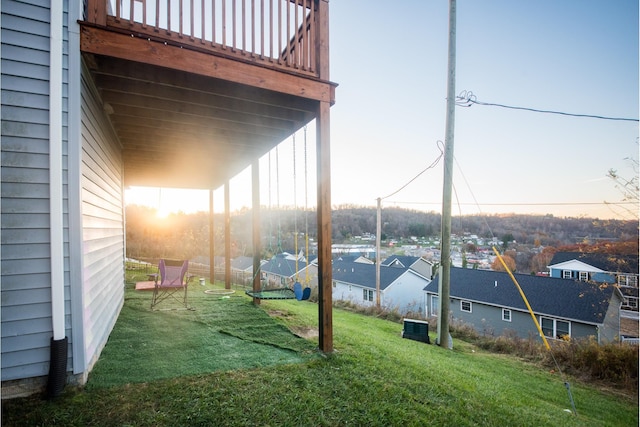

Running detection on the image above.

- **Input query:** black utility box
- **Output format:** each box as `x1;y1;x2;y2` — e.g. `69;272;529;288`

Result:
402;318;430;344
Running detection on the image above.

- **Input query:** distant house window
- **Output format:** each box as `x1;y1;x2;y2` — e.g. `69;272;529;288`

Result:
502;309;511;322
348;285;352;292
562;270;572;279
281;277;286;285
579;271;589;281
622;296;638;310
618;275;639;288
332;281;336;288
430;295;439;317
541;317;571;339
363;289;374;302
460;300;472;313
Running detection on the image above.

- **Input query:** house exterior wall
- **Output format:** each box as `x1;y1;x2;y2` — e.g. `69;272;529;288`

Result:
332;281;375;307
444;296;599;341
1;1;125;393
446;298;532;337
1;0;73;383
383;272;427;315
410;259;433;280
599;291;622;343
78;60;125;373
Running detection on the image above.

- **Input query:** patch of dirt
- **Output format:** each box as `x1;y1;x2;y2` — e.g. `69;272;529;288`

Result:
268;309;293;318
267;310;318;339
290;326;319;339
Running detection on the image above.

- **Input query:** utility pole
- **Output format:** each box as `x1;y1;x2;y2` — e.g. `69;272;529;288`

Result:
439;0;457;349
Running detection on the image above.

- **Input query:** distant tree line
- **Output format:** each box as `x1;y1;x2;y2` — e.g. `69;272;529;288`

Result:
125;204;639;261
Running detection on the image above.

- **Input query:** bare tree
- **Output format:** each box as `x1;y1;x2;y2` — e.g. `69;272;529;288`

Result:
606;139;639;219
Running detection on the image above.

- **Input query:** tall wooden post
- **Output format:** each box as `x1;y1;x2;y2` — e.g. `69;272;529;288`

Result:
224;180;231;290
316;0;333;353
316;101;332;353
209;189;215;283
252;160;262;304
439;0;457;349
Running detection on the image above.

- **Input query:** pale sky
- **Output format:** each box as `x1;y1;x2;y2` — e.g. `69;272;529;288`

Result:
126;1;639;220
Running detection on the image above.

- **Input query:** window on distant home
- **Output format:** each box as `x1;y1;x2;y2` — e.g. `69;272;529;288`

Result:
578;271;589;281
431;295;439;317
623;296;638;309
562;270;572;279
460;300;472;313
502;309;511;322
618;274;639;288
541;317;571;339
363;289;374;302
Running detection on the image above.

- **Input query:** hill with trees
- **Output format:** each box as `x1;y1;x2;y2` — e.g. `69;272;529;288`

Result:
125;204;638;265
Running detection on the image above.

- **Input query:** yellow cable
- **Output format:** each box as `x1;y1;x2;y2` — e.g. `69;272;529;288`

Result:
491;246;551;351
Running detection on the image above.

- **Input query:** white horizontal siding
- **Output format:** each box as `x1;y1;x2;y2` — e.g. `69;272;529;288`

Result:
79;60;125;370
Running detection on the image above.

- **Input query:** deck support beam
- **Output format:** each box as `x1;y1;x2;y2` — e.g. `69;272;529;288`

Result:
225;180;231;290
209;190;215;284
316;100;332;353
315;0;333;354
252;160;262;304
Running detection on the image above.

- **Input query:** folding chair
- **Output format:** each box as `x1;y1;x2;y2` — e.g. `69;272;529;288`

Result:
151;259;191;310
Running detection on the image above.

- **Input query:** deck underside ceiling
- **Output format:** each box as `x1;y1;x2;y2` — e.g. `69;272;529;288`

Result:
83;53;319;189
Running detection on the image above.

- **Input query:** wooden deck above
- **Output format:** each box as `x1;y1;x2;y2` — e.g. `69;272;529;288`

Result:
81;0;335;189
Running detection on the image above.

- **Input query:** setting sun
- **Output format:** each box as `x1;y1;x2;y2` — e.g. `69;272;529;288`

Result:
155;207;171;219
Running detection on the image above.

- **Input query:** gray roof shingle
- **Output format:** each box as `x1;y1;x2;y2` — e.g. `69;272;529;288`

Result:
332;260;406;290
426;267;617;324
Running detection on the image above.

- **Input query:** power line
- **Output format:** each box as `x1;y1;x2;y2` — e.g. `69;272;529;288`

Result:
379;141;444;200
456;90;639;122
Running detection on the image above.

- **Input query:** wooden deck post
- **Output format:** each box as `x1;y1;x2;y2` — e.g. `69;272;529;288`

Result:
209;189;215;283
316;0;333;353
225;180;231;290
252;160;262;304
85;0;107;26
316;100;332;352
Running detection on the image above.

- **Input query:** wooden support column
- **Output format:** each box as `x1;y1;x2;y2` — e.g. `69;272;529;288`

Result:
209;189;215;283
252;160;262;304
316;0;333;353
224;180;231;290
314;0;333;353
316;100;332;353
85;0;106;26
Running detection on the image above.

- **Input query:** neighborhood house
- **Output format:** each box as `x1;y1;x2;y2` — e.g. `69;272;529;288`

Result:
332;256;432;315
425;267;623;343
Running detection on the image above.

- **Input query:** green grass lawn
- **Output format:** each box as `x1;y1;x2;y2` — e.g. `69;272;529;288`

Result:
2;280;637;426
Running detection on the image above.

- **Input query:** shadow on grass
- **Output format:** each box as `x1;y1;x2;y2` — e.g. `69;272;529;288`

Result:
85;282;319;390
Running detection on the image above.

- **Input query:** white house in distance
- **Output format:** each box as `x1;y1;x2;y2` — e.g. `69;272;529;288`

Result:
332;256;432;315
547;252;639;312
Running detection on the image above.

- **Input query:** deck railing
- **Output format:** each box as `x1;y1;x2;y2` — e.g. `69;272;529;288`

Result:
85;0;321;76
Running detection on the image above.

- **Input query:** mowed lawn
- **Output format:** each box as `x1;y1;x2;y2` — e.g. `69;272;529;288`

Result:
2;280;638;426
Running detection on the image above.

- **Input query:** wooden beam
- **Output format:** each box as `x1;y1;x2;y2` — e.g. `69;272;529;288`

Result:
252;160;262;305
94;71;315;123
316;99;332;353
317;0;330;81
225;180;231;290
85;0;106;26
210;190;215;283
80;24;334;103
